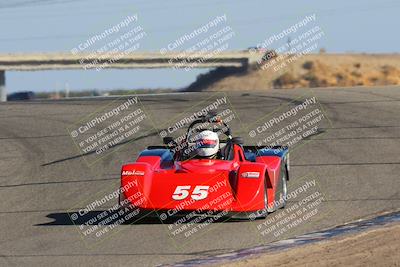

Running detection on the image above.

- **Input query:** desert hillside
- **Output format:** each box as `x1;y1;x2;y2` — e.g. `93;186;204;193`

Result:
186;54;400;91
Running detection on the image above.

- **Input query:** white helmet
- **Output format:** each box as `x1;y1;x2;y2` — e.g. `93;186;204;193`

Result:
194;130;219;158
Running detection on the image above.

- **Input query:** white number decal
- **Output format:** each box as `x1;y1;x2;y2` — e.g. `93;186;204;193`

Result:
191;186;210;200
172;185;210;200
172;186;191;200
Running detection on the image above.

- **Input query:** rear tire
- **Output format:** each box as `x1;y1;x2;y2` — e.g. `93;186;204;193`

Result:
276;164;288;209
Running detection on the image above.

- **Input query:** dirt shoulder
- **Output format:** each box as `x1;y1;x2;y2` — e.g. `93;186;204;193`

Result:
218;223;400;267
186;53;400;91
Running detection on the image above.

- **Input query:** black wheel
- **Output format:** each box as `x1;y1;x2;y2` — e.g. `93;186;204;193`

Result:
118;191;125;208
276;164;288;209
230;174;269;220
256;173;270;218
262;178;270;215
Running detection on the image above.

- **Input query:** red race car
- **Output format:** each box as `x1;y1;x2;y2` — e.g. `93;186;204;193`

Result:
119;112;289;220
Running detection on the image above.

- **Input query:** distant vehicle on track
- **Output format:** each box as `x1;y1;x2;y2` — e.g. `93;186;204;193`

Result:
247;47;278;62
7;91;35;101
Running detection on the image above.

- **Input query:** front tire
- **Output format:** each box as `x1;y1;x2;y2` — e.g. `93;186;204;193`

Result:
254;173;270;218
230;175;269;220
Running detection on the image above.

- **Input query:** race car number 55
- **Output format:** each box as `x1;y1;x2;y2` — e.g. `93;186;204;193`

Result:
172;185;210;200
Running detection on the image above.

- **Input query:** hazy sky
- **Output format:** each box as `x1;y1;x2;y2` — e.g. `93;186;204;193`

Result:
1;0;399;93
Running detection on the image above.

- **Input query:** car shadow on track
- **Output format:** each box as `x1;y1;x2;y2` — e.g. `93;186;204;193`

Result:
41;130;160;167
35;210;249;226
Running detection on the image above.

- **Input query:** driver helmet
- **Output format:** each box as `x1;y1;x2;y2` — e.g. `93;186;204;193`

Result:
195;130;219;158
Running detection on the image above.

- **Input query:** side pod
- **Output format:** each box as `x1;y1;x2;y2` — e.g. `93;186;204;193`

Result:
235;162;268;211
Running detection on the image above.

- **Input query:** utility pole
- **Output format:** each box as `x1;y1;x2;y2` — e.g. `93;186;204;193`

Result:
0;71;6;102
287;36;291;53
65;82;70;98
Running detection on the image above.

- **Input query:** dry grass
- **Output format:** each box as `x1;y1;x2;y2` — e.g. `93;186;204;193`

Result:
218;223;400;267
187;54;400;91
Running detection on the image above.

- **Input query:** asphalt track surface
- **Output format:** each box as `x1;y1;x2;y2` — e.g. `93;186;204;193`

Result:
0;86;399;266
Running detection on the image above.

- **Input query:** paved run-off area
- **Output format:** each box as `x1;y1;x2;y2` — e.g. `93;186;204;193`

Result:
0;86;399;266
